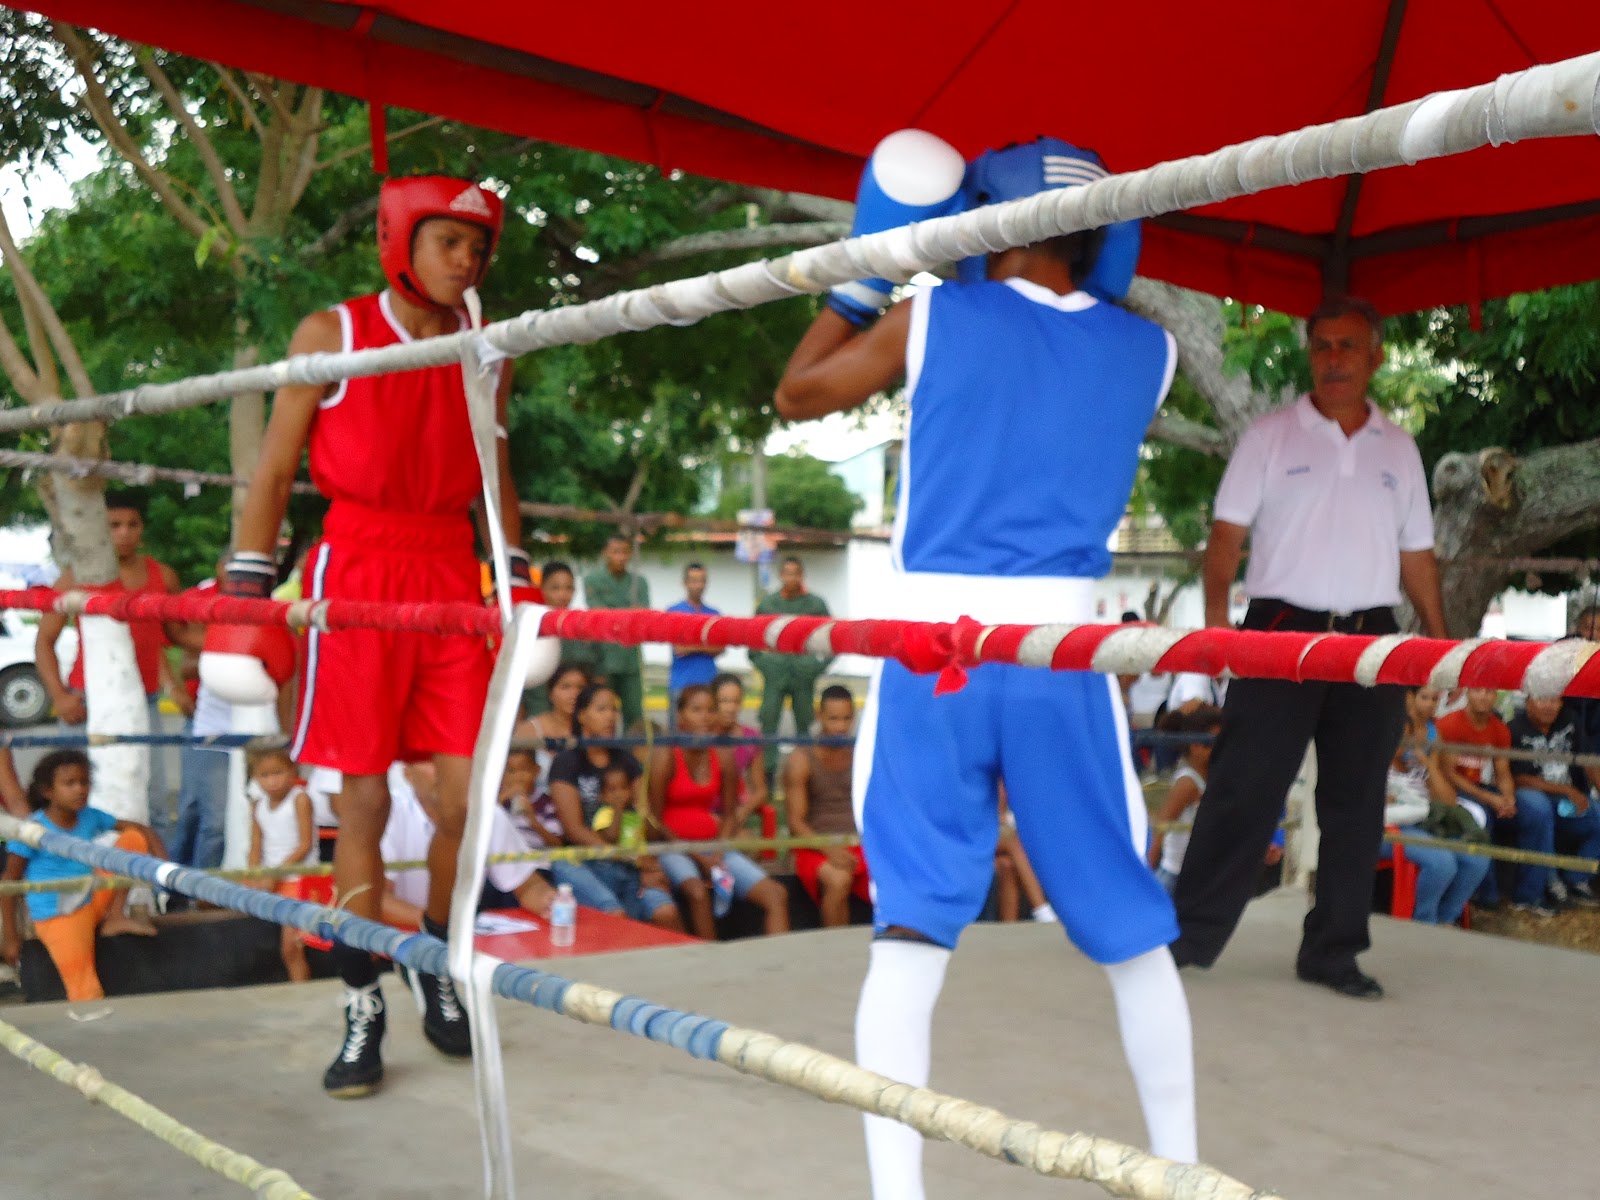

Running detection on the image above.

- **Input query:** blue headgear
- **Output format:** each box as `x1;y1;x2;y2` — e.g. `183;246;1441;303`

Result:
957;137;1141;300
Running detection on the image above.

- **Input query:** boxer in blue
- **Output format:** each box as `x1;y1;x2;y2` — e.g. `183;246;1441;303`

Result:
776;132;1196;1198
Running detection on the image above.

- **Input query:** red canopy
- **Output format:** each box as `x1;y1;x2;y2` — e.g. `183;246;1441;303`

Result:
18;0;1600;315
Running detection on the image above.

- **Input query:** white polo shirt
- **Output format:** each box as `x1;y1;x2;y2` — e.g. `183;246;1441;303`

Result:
381;764;535;908
1214;395;1434;612
1167;673;1227;710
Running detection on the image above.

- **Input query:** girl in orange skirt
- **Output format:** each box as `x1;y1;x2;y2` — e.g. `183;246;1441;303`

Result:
1;750;161;1002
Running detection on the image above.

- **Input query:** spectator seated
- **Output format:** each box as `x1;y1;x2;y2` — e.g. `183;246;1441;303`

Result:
1507;695;1600;909
649;685;789;939
1436;689;1549;913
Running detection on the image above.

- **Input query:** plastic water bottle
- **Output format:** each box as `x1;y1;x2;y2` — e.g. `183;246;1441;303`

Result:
549;884;577;947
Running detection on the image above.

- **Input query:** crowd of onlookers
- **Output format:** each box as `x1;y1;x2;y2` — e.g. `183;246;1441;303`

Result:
5;490;1600;1002
0;523;1063;1000
1140;605;1600;927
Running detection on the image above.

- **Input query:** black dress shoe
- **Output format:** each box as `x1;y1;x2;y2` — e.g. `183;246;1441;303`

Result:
1296;964;1384;1000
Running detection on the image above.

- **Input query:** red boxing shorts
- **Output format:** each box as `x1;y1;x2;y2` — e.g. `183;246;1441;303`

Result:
793;845;871;904
291;503;491;776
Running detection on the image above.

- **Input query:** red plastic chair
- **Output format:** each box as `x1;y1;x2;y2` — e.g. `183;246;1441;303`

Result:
287;874;337;951
1387;839;1418;919
1379;832;1471;929
1375;828;1417;919
757;804;778;861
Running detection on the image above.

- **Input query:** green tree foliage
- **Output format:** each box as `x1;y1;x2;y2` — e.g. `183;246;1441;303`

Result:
1405;285;1600;461
1134;375;1226;550
1;24;837;578
716;452;864;531
1402;283;1600;592
1133;303;1298;550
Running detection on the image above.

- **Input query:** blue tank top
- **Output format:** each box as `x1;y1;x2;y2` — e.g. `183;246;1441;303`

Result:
892;279;1175;578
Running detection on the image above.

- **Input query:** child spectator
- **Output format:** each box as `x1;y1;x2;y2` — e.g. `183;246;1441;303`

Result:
648;685;790;937
547;685;683;932
1507;695;1600;908
1436;689;1533;911
711;672;770;828
1153;674;1226;774
246;747;315;982
1384;686;1490;925
1149;706;1225;895
380;761;554;928
787;685;869;927
0;750;162;1002
994;787;1056;923
501;748;564;850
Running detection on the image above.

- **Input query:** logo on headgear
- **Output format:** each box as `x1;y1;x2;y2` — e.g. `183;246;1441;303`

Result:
449;186;493;217
1041;155;1108;188
957;138;1141;299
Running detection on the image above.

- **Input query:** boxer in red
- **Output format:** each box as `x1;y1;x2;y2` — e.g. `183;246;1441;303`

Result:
229;176;526;1098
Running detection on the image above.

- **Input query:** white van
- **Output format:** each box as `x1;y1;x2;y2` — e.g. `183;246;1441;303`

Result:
0;611;76;727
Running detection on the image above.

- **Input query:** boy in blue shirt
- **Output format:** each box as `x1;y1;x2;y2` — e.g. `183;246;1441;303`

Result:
665;561;720;725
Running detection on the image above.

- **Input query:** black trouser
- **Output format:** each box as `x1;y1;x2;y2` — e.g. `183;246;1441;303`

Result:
1172;600;1407;975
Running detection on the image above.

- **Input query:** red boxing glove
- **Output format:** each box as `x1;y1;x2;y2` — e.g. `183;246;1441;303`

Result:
507;548;540;606
200;621;298;706
487;548;543;609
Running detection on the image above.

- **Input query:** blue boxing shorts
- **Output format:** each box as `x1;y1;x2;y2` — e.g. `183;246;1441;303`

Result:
853;659;1178;961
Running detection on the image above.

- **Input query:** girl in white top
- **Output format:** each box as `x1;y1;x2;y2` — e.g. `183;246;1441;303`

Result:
247;747;315;982
1149;707;1224;895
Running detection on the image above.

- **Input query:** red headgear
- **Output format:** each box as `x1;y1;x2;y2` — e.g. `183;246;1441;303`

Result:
377;176;504;309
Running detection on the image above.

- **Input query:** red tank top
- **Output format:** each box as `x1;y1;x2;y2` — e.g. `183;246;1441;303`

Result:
308;292;484;516
68;556;168;695
662;748;723;840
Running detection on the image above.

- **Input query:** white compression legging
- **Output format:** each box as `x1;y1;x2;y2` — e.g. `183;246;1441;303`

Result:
854;939;1196;1200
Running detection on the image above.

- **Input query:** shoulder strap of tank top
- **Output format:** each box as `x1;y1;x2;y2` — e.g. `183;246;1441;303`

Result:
144;557;168;594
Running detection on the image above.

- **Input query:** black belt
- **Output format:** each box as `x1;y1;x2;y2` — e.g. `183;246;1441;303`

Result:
1244;599;1398;635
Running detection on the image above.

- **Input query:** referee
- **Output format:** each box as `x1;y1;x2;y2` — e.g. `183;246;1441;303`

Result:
1170;296;1448;999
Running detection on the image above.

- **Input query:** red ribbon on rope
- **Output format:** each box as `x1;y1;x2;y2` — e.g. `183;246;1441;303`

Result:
893;615;986;694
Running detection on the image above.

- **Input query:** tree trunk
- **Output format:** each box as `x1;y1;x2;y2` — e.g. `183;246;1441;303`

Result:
0;184;151;822
228;337;265;542
1433;439;1600;637
39;421;151;824
1126;279;1289;442
1144;573;1196;625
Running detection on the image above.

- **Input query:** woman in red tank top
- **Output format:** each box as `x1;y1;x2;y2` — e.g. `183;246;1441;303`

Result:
648;686;789;939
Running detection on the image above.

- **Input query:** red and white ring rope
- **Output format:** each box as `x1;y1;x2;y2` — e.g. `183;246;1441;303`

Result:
6;587;1596;697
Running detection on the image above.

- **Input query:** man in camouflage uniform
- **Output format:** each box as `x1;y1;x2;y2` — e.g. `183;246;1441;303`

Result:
582;534;650;730
753;556;832;774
